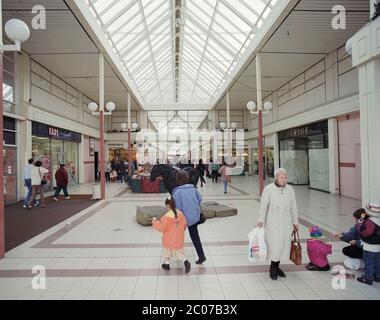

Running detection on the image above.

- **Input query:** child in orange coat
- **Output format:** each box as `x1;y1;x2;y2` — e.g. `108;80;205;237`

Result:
152;197;191;273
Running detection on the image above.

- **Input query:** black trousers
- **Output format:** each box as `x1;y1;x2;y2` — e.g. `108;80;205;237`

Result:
199;175;206;186
211;170;219;183
188;223;205;259
342;245;363;259
54;186;69;198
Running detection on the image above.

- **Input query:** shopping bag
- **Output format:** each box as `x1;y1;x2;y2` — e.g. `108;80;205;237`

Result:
290;230;302;265
248;227;267;262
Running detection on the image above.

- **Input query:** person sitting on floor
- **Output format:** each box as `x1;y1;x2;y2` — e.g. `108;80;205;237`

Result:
306;225;332;271
334;208;366;270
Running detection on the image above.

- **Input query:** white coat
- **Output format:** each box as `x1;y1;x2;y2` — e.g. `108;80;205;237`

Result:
257;183;299;262
30;166;49;186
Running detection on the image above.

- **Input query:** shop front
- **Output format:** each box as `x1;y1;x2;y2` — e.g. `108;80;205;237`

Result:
251;136;274;179
3;116;17;204
108;144;137;162
32;122;81;191
278;120;329;192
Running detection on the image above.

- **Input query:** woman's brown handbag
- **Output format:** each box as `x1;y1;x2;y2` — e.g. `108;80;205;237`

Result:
290;229;302;265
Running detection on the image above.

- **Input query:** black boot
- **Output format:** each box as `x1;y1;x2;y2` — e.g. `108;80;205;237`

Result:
184;260;191;273
357;275;373;285
196;256;206;265
277;266;286;278
161;263;170;270
270;266;278;280
270;261;279;280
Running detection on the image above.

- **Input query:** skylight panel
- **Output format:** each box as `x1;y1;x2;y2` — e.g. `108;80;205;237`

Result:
85;0;278;106
106;2;140;33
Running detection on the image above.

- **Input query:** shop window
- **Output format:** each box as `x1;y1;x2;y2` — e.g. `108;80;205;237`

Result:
4;116;16;145
3;52;15;105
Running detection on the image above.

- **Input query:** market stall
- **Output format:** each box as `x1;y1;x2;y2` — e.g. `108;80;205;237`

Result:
130;164;168;193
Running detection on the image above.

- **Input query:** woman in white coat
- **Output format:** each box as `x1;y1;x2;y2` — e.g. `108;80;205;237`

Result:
256;168;299;280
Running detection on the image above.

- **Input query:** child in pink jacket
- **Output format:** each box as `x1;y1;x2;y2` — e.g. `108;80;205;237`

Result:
306;225;332;271
152;197;191;273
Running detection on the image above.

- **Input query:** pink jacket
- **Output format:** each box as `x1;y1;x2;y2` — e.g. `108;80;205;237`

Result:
218;166;232;183
306;239;332;267
153;210;187;250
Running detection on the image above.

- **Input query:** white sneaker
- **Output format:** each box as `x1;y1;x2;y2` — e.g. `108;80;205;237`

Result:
65;197;70;200
23;204;27;209
53;197;58;202
34;201;39;207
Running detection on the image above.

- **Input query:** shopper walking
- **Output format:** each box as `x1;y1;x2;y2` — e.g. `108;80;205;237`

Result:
218;161;232;194
256;168;299;280
196;159;206;187
105;161;112;183
119;161;127;183
23;158;38;208
53;164;70;201
173;170;206;264
210;160;220;183
152;197;191;273
27;161;49;209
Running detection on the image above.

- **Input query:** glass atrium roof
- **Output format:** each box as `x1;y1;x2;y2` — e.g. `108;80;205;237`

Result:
85;0;279;107
148;111;208;132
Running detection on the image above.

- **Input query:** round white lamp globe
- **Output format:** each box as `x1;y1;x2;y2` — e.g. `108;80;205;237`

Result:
345;37;353;56
132;123;139;131
88;102;98;112
105;102;116;112
231;122;237;130
121;123;127;130
220;122;227;130
4;19;30;43
247;101;256;111
263;101;273;112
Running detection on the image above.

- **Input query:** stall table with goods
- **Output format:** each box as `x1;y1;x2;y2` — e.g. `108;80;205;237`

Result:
130;165;167;193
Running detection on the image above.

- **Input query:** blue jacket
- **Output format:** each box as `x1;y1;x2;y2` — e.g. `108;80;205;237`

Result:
172;184;202;227
341;225;363;248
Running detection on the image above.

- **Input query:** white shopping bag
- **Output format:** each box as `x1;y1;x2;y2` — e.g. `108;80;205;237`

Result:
248;227;267;262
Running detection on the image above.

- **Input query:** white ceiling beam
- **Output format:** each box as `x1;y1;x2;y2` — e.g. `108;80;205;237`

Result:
189;1;244;50
104;0;140;29
137;0;164;102
119;11;171;58
219;0;256;30
210;0;298;110
186;13;237;58
129;37;172;75
99;0;122;17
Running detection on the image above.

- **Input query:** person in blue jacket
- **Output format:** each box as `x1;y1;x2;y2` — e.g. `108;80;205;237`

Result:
335;208;365;259
172;170;206;264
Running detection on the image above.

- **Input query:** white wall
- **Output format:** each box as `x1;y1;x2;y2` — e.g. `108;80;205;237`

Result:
29;58;100;131
247;46;359;132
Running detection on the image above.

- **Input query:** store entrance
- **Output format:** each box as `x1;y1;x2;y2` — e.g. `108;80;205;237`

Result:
32;137;80;191
278;121;329;192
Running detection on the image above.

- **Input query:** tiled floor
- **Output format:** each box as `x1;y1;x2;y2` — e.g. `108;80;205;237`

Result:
1;176;379;300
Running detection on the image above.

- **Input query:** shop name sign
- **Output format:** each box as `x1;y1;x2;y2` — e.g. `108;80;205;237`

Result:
290;127;309;138
32;122;81;143
278;120;328;141
48;127;59;137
